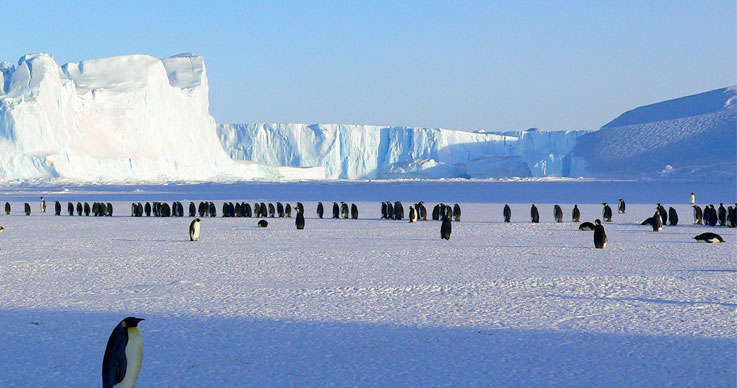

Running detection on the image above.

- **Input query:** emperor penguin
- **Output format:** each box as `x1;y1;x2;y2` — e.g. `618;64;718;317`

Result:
418;202;427;221
707;205;718;226
432;204;440;221
67;202;74;216
189;202;196;217
350;203;358;219
257;219;268;228
553;205;563;223
24;203;31;216
4;202;9;215
578;221;595;231
295;208;305;230
440;212;452;240
572;205;580;222
341;202;349;219
386;202;394;220
317;202;324;219
668;207;678;226
690;192;695;205
277;202;284;218
84;202;91;217
593;219;607;249
728;206;736;228
409;206;418;223
652;211;663;232
618;199;625;214
145;202;152;217
40;197;46;213
209;202;217;217
530;204;539;223
0;225;3;233
453;204;461;222
102;317;144;388
296;202;305;215
718;203;727;226
381;202;388;219
54;201;61;216
107;203;113;217
503;204;511;222
244;203;252;217
693;232;724;243
77;202;83;216
332;202;340;219
656;203;667;225
394;201;404;220
189;218;201;241
285;203;292;218
602;203;612;222
692;205;703;225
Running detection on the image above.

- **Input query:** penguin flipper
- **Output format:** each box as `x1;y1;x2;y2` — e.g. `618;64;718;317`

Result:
102;324;128;388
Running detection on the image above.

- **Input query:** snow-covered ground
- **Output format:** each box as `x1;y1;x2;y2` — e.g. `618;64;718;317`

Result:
0;181;735;387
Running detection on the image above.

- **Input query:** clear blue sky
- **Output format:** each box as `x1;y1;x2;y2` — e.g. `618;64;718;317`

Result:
1;1;734;131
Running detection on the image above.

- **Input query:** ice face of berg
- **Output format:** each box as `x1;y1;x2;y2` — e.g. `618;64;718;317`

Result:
217;123;587;179
0;53;325;182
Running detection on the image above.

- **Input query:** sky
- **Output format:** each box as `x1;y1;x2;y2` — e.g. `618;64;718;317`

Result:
1;1;734;132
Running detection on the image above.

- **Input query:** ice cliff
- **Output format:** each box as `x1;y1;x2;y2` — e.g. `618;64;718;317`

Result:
0;53;324;182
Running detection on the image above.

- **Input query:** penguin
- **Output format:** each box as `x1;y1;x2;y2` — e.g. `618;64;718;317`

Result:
593;219;607;249
198;202;207;217
395;202;404;220
578;222;595;231
234;202;241;217
553;205;563;223
718;203;726;226
295;202;304;216
67;202;74;216
652;211;663;232
107;203;113;217
440;212;452;240
690;192;695;205
409;206;418;223
445;205;453;220
136;203;144;217
602;203;612;222
432;204;440;221
0;226;3;233
131;203;137;217
260;202;267;217
351;203;358;219
24;203;31;216
419;202;427;221
641;217;654;226
257;219;268;228
503;204;511;223
386;202;394;220
332;202;340;219
618;199;625;214
668;207;678;226
693;205;703;225
92;202;100;217
102;317;144;388
317;202;324;219
209;202;217;217
727;206;736;228
656;203;667;225
453;204;461;222
162;203;172;217
77;202;83;216
189;218;201;241
189;202;196;217
277;202;284;218
530;204;539;223
222;203;230;217
54;201;61;216
4;202;9;215
381;202;388;219
244;203;252;217
693;232;724;243
40;197;46;213
177;202;185;217
295;208;305;230
341;202;349;219
707;205;718;226
285;203;292;218
84;202;91;217
571;205;580;222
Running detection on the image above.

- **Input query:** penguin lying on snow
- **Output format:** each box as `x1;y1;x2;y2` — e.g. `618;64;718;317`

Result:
102;317;144;388
693;232;724;243
257;219;269;228
578;222;595;231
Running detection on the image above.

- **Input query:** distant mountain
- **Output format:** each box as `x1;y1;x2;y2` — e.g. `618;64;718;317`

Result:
570;87;736;182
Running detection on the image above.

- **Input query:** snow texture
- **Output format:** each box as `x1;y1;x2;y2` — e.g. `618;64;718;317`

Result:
0;181;735;387
0;53;325;183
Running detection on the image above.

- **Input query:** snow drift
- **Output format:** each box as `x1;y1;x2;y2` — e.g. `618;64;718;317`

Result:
570;87;737;182
217;123;586;179
0;53;324;182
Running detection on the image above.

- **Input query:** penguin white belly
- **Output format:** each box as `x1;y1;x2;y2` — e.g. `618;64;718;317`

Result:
115;328;143;388
190;222;200;241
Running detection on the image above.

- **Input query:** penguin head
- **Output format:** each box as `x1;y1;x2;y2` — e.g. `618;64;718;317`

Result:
594;219;601;225
122;317;144;328
602;203;607;206
0;226;4;233
194;218;201;223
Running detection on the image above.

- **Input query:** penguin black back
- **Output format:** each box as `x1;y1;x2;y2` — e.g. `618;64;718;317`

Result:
440;214;452;240
652;211;663;232
572;205;580;222
579;221;595;231
694;232;724;243
668;207;678;226
317;202;324;219
77;202;83;216
341;202;349;219
102;317;144;388
453;204;461;222
432;204;440;221
602;203;612;222
503;204;511;222
296;209;305;230
54;201;61;216
24;203;31;216
350;203;358;219
593;219;607;249
718;204;727;226
618;199;626;214
332;202;340;218
394;201;404;220
657;204;667;225
258;219;268;227
84;202;90;216
4;202;10;215
553;205;563;223
530;204;539;223
67;202;74;216
277;202;284;218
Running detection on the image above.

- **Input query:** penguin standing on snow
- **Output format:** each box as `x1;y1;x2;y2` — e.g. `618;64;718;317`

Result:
102;317;144;388
54;201;61;216
553;205;563;223
77;202;83;216
189;218;201;241
24;203;31;216
409;206;418;223
453;204;461;222
718;204;727;226
503;204;511;223
728;206;736;228
652;211;663;232
4;202;9;215
332;202;340;219
690;192;695;205
693;232;724;243
67;202;74;216
418;202;427;221
530;204;539;223
668;207;678;226
440;211;452;240
295;208;305;230
381;202;388;219
593;219;607;249
656;203;667;225
84;202;91;216
602;203;612;222
317;202;324;219
40;197;46;213
386;202;394;220
277;202;284;218
394;201;404;220
693;205;703;225
707;205;718;226
341;202;349;219
351;203;358;219
189;202;196;217
572;205;580;222
432;204;440;221
618;199;625;214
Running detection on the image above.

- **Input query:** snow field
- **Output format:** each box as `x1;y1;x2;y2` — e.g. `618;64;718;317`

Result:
0;198;735;387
